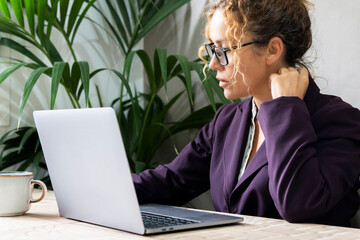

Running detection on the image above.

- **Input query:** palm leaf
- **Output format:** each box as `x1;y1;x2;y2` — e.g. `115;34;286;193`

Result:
70;0;97;44
77;61;90;107
115;0;132;35
45;0;59;48
88;4;126;53
37;0;46;46
59;0;69;28
136;0;190;41
0;17;37;45
104;0;128;46
32;151;44;177
24;0;35;35
0;38;46;66
18;127;36;153
167;104;222;136
10;0;24;27
67;0;85;36
172;55;193;108
153;48;167;92
0;62;28;84
0;0;10;19
51;62;67;109
19;67;51;125
134;50;155;93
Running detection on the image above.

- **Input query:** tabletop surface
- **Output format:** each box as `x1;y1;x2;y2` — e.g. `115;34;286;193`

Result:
1;190;359;240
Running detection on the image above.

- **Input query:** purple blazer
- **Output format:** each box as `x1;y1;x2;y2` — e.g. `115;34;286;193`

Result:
132;80;360;226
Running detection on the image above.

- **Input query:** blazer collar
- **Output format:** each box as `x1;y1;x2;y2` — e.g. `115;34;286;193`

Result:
228;77;321;195
303;77;321;115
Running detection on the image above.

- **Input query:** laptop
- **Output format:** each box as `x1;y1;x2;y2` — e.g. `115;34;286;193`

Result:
33;107;243;235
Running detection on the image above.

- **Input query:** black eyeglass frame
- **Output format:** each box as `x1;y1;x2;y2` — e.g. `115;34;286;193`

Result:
205;41;262;66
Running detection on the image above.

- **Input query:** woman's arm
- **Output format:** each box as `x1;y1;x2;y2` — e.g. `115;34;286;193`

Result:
132;104;227;206
258;96;360;222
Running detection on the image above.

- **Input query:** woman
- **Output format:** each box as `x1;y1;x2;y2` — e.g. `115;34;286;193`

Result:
132;0;360;226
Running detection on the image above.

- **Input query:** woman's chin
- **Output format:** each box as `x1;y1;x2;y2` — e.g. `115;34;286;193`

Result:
223;91;248;101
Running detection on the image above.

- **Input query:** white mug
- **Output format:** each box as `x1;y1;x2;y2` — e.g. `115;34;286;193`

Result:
0;171;47;216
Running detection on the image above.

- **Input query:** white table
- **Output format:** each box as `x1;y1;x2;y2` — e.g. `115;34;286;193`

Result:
1;190;359;240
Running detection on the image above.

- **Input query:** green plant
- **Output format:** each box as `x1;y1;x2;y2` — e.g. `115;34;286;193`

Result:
0;0;231;181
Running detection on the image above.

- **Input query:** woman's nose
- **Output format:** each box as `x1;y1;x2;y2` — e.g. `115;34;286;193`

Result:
209;55;223;71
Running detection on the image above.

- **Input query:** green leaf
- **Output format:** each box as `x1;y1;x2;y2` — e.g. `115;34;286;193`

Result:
124;51;136;79
0;62;28;84
10;0;24;27
19;67;51;125
137;0;190;41
0;0;11;19
24;0;35;35
51;62;67;109
59;0;69;28
134;160;146;174
18;158;32;171
115;0;132;35
135;50;155;92
68;61;80;95
0;38;46;66
88;4;126;54
105;0;128;46
46;0;59;48
32;151;44;177
168;104;221;135
37;0;46;45
38;32;63;63
153;48;167;92
70;0;97;44
0;17;36;45
155;91;183;123
67;0;85;35
173;55;193;107
77;61;90;107
1;151;27;170
95;84;103;107
18;128;36;154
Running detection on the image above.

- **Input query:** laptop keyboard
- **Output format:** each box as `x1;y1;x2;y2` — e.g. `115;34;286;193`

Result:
141;212;200;229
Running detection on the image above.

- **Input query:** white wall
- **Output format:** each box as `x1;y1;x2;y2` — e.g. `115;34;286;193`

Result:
309;0;360;109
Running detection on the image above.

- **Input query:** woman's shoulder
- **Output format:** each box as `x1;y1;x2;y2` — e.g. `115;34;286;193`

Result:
314;93;360;118
216;98;251;115
312;93;360;137
209;98;252;130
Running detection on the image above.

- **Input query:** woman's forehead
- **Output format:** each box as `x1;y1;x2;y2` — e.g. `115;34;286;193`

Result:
209;9;227;44
209;9;250;44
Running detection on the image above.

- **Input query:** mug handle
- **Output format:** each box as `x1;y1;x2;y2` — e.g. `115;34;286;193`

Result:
30;180;47;203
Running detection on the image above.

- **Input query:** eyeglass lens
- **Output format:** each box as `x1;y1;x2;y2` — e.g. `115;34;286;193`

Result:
205;45;227;65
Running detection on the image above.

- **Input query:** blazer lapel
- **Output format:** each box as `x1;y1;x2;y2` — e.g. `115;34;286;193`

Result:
235;143;268;188
222;99;252;201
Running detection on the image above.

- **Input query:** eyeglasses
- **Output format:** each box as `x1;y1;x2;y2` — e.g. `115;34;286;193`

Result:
204;41;261;66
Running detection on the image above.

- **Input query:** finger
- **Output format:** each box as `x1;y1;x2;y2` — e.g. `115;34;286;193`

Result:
299;67;309;77
288;67;297;72
269;73;278;88
279;67;289;74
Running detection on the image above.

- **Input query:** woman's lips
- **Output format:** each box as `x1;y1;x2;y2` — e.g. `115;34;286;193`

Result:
217;78;229;88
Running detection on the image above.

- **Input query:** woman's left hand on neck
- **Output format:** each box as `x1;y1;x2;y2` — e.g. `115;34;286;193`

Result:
269;67;309;100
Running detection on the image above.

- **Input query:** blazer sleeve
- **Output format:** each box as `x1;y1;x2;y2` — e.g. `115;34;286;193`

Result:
132;105;225;206
258;96;360;222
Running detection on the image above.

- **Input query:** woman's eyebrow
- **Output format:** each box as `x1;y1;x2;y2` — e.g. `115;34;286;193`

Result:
213;39;227;45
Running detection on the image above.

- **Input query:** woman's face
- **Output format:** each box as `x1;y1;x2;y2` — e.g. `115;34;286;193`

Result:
208;9;270;101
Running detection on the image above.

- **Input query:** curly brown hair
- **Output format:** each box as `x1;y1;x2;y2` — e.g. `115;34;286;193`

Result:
199;0;313;80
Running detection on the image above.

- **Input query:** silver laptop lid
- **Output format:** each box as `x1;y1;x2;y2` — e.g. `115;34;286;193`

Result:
34;108;145;234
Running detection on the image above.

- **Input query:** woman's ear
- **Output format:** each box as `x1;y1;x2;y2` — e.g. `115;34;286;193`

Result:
265;37;285;66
